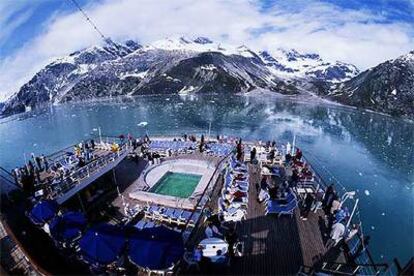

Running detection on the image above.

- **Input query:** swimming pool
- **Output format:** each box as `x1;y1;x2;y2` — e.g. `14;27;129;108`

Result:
149;172;202;198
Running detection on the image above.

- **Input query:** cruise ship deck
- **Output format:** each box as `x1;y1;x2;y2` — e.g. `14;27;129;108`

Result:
0;135;409;275
184;163;345;275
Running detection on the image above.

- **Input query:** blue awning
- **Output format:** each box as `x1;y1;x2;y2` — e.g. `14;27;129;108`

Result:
29;200;59;225
128;226;184;270
49;211;87;243
79;223;126;265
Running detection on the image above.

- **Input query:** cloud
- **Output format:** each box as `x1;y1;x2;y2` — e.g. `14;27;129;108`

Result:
0;0;413;101
0;1;37;48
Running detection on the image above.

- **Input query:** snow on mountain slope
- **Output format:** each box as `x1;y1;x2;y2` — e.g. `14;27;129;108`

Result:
328;51;414;118
259;48;359;82
148;36;258;59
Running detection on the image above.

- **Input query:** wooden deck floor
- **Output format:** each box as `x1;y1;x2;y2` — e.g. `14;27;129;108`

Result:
230;164;304;275
218;163;342;275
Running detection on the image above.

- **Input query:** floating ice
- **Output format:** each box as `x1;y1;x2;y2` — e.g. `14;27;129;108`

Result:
387;136;392;145
92;128;98;131
371;226;375;230
120;106;127;110
71;114;77;117
358;172;363;176
137;121;148;127
381;212;386;216
364;190;370;196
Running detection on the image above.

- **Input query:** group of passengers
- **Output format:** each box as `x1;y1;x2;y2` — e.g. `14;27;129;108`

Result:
285;150;362;255
257;174;291;204
12;139;99;197
188;212;240;272
12;153;48;194
300;181;360;252
322;184;356;248
248;140;279;166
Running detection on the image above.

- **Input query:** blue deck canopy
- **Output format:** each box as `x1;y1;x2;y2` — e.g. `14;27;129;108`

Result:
29;200;59;225
49;211;87;243
79;223;126;265
128;226;184;270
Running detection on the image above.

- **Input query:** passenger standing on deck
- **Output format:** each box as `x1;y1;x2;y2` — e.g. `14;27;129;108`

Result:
323;184;336;212
295;148;302;161
194;245;203;262
285;153;292;165
90;139;95;149
330;198;341;214
290;169;299;188
35;156;42;171
40;154;48;171
12;167;21;184
200;135;205;152
250;147;257;163
286;142;292;155
268;148;275;163
33;166;41;184
236;138;243;161
312;189;324;212
225;225;238;256
326;222;345;249
300;193;315;220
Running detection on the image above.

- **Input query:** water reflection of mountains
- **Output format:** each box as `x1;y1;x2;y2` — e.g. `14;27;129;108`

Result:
129;94;413;177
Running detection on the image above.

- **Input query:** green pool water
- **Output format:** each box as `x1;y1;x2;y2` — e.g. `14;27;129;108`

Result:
150;172;202;198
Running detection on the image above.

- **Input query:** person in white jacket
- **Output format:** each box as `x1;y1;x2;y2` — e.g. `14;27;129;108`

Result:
326;222;345;249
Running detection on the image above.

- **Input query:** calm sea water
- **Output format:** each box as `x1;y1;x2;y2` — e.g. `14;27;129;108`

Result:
0;94;413;263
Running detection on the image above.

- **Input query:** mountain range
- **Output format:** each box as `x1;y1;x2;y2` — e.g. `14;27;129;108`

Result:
1;37;412;119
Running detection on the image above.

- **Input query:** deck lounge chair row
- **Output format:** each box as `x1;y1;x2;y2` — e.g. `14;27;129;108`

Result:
205;143;234;157
265;189;298;217
217;157;250;222
149;140;196;153
48;152;119;196
143;205;200;227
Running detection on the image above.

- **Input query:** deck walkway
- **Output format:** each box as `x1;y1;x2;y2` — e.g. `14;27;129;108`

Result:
231;164;303;275
184;163;328;275
231;163;347;274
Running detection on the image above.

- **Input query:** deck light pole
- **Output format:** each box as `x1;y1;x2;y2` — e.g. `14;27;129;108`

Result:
340;191;359;228
98;127;102;143
208;121;212;141
292;134;296;156
347;198;360;228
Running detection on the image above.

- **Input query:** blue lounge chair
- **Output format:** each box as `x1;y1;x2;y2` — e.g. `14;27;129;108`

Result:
134;220;147;230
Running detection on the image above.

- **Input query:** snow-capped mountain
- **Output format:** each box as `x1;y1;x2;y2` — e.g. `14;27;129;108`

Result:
2;36;410;118
260;49;359;83
328;51;414;118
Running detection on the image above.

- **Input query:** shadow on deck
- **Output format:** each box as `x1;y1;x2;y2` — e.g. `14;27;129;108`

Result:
233;214;303;275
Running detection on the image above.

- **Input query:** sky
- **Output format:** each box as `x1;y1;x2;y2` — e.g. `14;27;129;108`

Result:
0;0;413;101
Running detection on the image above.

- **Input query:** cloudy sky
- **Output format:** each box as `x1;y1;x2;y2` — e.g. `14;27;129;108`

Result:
0;0;413;101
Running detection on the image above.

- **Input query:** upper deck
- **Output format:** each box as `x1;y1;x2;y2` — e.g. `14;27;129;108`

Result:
0;135;393;275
